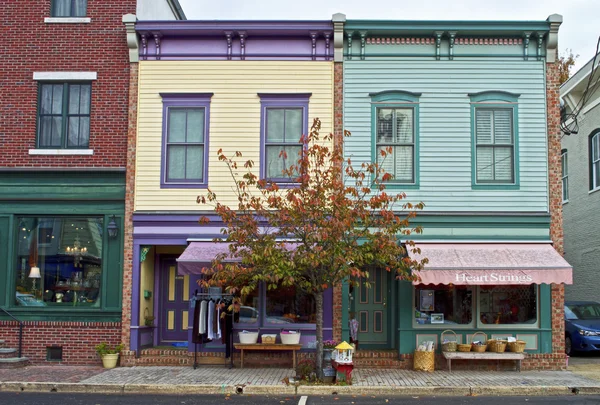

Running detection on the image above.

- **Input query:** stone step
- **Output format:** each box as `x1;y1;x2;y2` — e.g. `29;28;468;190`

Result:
0;357;29;369
0;348;17;358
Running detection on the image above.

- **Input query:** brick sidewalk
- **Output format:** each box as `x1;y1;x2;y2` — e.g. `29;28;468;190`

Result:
0;366;104;383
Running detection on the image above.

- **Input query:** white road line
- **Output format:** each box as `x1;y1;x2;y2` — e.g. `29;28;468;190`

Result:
298;395;308;405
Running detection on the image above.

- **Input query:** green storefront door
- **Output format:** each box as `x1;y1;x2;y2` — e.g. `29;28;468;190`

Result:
356;267;390;348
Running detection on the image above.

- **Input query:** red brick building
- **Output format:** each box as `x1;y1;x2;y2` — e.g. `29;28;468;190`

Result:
0;0;184;366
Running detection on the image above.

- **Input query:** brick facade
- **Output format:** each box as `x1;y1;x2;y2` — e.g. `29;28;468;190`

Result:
0;0;135;168
121;62;139;350
0;321;121;365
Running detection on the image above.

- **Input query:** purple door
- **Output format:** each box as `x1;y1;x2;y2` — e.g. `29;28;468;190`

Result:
159;260;190;344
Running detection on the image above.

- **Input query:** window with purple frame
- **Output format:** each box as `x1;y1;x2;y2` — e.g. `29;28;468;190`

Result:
160;93;213;188
259;93;311;182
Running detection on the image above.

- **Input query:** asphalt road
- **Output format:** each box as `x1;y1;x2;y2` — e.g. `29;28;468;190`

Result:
3;393;600;405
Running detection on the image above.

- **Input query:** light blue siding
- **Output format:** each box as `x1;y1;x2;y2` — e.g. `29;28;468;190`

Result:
344;58;548;212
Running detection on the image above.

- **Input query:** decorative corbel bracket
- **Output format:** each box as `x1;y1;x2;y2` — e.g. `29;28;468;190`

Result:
359;31;367;60
522;32;531;60
309;31;318;61
224;31;233;61
238;31;247;60
332;13;346;62
122;14;138;63
434;31;444;60
324;31;331;61
535;32;544;61
347;31;354;60
448;31;457;60
545;14;562;63
140;33;148;61
152;32;162;60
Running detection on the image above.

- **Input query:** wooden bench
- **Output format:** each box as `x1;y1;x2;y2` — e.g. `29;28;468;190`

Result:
233;343;302;369
442;351;525;372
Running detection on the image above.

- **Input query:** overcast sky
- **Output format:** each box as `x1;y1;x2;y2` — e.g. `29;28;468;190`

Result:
177;0;598;72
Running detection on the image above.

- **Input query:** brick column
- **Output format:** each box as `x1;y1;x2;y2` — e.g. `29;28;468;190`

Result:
546;54;566;356
332;61;344;341
121;62;139;350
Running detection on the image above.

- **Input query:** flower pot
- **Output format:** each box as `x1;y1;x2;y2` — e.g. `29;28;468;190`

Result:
101;353;120;369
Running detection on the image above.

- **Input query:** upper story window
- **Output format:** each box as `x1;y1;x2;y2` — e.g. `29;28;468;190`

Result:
259;94;310;183
38;82;91;148
590;131;600;191
160;93;213;189
370;91;421;188
51;0;87;17
561;149;568;202
469;91;520;189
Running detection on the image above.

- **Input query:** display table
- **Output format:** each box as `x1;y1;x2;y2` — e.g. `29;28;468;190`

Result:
442;351;525;372
233;343;302;369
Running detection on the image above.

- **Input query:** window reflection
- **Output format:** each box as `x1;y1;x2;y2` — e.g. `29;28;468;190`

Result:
15;217;103;308
266;285;316;324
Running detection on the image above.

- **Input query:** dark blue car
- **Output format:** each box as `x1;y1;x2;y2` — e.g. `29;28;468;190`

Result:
565;301;600;355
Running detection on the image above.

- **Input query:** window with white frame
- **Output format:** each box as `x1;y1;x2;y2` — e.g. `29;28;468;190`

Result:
475;108;514;183
376;108;415;183
591;132;600;190
561;150;568;202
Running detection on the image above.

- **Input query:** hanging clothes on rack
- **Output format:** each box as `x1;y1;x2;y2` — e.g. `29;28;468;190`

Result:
192;296;202;344
207;299;215;340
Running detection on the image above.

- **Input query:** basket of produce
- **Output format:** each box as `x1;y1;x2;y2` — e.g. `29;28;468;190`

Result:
471;331;487;353
507;340;527;353
441;329;458;352
487;339;508;353
457;344;472;352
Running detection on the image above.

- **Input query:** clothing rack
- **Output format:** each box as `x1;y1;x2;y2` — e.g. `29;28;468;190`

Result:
191;290;235;370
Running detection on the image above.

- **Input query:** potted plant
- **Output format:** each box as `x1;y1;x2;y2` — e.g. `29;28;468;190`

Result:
95;342;123;369
323;339;338;363
144;314;155;327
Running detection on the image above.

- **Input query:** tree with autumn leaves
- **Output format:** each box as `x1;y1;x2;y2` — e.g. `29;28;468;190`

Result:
197;118;427;377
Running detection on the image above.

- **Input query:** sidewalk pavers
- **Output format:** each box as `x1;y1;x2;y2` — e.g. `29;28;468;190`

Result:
1;365;600;396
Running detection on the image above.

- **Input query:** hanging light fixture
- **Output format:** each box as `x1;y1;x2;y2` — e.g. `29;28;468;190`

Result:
65;235;87;268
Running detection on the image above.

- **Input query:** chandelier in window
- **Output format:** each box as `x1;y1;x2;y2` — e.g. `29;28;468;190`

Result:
65;235;87;267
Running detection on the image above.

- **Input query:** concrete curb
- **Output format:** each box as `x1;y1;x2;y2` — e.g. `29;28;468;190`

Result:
1;382;599;396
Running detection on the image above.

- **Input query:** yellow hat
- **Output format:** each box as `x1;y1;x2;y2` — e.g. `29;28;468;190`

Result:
335;341;353;350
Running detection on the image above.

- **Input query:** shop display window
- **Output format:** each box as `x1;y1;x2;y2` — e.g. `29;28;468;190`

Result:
234;289;259;324
14;216;103;308
414;284;473;325
266;285;316;325
478;285;537;325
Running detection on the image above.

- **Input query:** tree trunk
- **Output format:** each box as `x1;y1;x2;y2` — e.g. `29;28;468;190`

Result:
315;290;324;379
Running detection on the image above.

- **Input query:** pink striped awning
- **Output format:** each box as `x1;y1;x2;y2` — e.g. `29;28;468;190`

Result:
409;243;572;285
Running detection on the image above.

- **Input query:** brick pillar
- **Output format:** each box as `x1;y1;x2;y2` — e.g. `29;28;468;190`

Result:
546;54;566;355
332;61;344;341
121;62;139;350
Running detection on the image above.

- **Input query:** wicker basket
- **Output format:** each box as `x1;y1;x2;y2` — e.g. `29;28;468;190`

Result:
441;329;458;352
487;339;508;353
508;340;527;353
413;350;435;372
471;331;488;352
457;344;472;352
261;334;276;344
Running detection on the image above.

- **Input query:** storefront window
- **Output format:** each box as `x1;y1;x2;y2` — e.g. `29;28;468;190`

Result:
266;285;316;324
479;285;537;325
14;217;103;308
414;285;473;325
235;289;259;324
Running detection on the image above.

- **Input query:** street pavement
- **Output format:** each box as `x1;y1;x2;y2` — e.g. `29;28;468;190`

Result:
2;361;600;397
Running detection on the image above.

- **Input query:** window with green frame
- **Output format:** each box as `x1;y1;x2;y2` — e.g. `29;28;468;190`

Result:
469;91;520;188
38;82;91;148
370;90;421;187
51;0;87;17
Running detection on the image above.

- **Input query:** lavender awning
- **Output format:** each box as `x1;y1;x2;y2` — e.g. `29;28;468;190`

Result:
409;243;573;285
176;242;236;275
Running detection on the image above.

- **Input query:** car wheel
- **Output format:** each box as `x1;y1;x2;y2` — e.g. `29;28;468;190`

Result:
565;335;573;356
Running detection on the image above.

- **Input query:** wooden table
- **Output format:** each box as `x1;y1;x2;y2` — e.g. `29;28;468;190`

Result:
442;351;525;372
233;343;302;369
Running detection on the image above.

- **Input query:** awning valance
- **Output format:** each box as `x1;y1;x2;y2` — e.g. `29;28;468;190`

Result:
409;243;572;285
176;242;235;275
